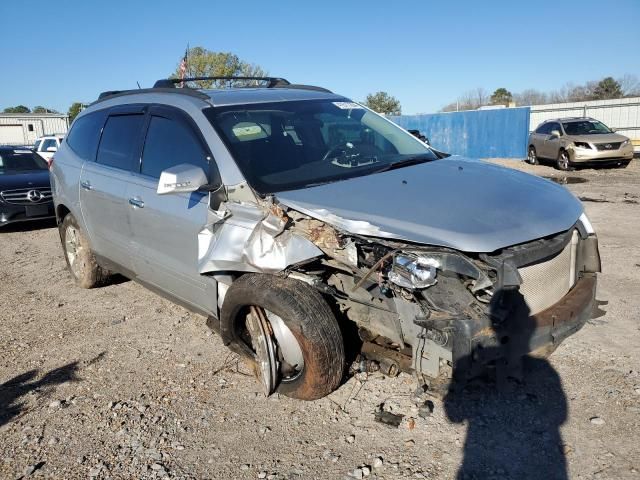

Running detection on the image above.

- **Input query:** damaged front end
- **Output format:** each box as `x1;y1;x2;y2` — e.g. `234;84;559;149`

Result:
202;195;600;396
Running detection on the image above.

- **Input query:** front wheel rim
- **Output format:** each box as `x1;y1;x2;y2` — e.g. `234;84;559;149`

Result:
64;225;82;277
559;153;569;169
246;306;305;395
528;149;536;163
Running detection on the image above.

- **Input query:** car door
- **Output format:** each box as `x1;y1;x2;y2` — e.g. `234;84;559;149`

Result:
532;123;551;158
126;105;222;314
543;122;563;159
79;106;146;271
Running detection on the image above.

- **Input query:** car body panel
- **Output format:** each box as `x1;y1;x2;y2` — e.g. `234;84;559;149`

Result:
126;172;218;313
276;157;583;253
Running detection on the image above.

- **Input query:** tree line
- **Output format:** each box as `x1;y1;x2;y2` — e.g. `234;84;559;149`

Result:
441;74;640;112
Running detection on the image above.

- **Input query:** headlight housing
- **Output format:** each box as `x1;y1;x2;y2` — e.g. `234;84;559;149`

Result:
573;141;592;149
621;139;631;147
388;254;439;289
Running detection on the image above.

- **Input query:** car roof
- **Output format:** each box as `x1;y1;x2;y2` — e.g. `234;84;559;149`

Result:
543;117;597;123
200;87;345;107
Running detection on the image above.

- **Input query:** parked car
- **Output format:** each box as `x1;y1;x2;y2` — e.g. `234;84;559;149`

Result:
527;117;633;170
0;146;54;226
33;134;65;165
51;77;601;400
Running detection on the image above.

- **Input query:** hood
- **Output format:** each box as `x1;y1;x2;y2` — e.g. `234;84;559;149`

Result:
567;133;628;144
275;158;583;253
0;170;51;191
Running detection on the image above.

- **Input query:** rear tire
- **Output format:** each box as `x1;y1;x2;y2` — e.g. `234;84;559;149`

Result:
221;274;345;400
59;213;109;288
556;150;573;171
527;146;539;165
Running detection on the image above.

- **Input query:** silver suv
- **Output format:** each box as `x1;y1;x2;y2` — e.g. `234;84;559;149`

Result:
527;117;633;170
51;77;601;400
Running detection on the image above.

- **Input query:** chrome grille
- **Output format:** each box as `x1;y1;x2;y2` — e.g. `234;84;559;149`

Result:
518;230;579;315
0;187;53;205
595;142;621;151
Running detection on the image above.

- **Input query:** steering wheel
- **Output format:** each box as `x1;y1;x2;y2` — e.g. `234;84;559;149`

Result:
321;142;356;163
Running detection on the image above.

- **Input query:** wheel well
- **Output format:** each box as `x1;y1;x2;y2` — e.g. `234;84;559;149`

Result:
56;204;71;224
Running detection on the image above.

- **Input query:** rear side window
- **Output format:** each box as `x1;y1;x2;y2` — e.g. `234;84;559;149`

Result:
66;111;106;160
96;114;145;170
536;123;551;134
140;115;210;179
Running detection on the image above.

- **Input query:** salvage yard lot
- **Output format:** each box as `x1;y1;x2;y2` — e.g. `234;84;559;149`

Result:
1;160;639;479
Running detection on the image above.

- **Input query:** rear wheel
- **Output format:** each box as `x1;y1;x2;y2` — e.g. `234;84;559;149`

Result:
221;274;345;400
556;150;573;171
59;214;109;288
527;146;539;165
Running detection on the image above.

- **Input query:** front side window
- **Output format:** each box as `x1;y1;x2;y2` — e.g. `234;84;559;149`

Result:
96;114;144;170
562;120;612;136
206;100;436;194
0;150;48;173
140;115;210;178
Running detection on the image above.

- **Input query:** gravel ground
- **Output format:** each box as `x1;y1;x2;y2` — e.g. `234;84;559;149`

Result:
1;159;639;479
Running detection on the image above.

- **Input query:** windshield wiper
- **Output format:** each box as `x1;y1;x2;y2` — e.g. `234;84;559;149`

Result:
372;155;439;174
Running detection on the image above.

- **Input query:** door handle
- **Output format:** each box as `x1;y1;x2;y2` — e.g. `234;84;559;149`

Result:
80;180;92;191
128;197;144;209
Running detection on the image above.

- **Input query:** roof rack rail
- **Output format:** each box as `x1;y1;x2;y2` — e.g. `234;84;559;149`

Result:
93;87;210;105
153;76;291;88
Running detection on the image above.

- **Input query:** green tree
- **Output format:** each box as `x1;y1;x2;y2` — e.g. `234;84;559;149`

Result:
3;105;30;113
32;106;59;114
364;91;401;115
172;46;267;88
490;87;513;106
592;77;623;100
68;102;84;122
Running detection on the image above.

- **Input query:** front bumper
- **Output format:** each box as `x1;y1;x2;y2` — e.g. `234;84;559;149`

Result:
0;202;55;226
464;274;596;375
568;144;634;163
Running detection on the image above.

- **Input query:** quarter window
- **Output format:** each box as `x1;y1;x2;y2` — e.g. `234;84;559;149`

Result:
66;110;107;161
140;115;210;179
96;114;144;170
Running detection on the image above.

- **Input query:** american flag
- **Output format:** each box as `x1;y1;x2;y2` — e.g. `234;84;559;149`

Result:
179;47;188;86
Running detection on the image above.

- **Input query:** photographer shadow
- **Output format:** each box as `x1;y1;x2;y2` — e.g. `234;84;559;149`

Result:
444;289;568;480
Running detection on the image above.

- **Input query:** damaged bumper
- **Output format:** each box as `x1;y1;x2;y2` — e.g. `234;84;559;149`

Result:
459;274;596;380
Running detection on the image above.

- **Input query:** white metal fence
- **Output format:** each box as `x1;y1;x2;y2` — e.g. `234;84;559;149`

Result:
529;97;640;151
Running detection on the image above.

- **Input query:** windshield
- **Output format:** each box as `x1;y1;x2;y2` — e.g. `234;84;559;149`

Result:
206;99;437;193
562;120;612;135
0;150;48;174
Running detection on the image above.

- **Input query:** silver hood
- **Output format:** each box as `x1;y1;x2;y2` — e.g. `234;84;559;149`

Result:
275;158;583;253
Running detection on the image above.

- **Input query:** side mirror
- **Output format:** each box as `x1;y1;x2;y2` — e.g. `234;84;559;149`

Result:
610;127;617;132
157;163;209;195
550;130;561;138
46;146;57;152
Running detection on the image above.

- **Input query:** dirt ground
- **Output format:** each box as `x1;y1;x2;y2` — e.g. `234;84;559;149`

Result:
1;159;639;480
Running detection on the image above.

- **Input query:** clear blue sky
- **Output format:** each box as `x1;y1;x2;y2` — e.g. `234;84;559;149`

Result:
1;0;638;114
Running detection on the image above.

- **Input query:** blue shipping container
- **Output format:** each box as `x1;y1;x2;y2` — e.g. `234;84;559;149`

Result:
390;107;531;159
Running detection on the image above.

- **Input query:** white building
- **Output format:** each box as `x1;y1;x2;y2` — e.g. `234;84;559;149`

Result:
0;113;69;146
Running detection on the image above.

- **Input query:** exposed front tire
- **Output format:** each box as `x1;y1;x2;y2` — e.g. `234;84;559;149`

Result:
221;274;345;401
556;150;573;171
527;146;539;165
59;213;109;288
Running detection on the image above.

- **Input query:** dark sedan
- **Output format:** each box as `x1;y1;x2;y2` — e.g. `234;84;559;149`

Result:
0;147;54;226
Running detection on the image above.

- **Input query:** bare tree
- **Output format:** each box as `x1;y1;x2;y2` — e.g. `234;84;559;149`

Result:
514;89;548;106
617;74;640;97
